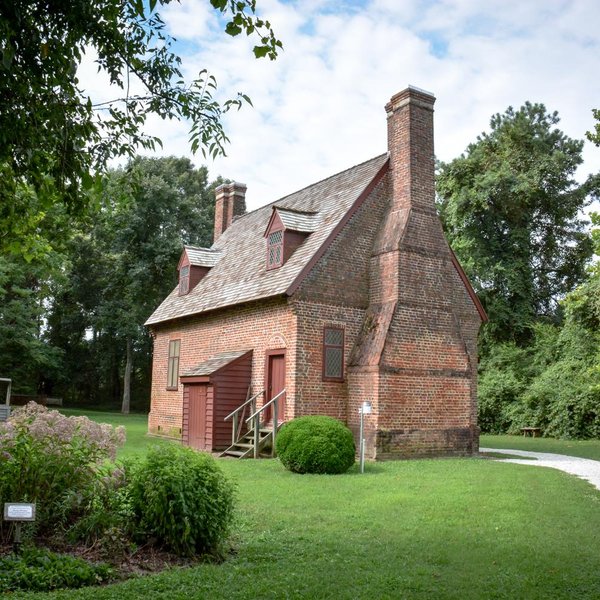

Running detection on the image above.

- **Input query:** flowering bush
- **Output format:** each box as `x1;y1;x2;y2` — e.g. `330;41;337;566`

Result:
0;403;126;540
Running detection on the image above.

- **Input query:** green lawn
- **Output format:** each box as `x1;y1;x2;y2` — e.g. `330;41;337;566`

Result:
57;408;176;459
15;411;600;600
481;434;600;461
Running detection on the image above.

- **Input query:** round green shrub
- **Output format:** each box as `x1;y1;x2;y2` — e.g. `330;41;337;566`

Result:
275;416;355;474
128;445;235;557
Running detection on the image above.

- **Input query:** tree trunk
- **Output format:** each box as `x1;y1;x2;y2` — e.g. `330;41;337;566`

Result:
122;337;132;415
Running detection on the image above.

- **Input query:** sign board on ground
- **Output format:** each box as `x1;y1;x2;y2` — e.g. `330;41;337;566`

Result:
3;503;36;521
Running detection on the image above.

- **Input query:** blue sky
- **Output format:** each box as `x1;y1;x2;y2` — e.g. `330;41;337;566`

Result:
80;0;600;212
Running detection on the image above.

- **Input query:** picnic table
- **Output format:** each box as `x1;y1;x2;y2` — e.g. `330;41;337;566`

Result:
520;427;541;437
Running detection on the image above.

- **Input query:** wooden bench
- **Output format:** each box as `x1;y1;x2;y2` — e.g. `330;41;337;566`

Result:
520;427;541;437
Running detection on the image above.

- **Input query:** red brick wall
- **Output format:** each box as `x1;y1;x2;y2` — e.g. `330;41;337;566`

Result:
149;297;296;438
291;174;389;422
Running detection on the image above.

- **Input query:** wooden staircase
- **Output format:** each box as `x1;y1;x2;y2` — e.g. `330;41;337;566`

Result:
219;388;286;459
220;427;276;458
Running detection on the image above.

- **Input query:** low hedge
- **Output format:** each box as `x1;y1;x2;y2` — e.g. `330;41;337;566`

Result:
276;416;355;474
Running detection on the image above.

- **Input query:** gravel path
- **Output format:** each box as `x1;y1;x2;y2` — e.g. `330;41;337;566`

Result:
480;447;600;491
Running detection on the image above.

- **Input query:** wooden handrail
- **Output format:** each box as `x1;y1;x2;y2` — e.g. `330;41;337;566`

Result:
225;389;264;449
224;390;264;422
246;388;286;459
245;389;286;423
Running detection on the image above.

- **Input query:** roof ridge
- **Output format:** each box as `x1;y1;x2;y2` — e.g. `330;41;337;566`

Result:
272;206;319;215
230;153;388;223
184;245;222;252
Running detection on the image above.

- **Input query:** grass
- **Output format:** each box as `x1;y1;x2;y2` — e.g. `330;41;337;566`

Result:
481;434;600;461
57;408;176;459
12;411;600;600
15;457;600;600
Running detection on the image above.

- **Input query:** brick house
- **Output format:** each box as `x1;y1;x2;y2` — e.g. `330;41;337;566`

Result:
145;86;487;459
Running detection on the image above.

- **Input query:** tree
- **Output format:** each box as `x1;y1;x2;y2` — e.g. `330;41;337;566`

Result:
47;157;218;411
0;0;281;256
437;102;599;347
587;109;600;146
0;254;64;395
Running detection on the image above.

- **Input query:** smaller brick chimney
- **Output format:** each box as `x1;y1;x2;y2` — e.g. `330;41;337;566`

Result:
214;182;247;242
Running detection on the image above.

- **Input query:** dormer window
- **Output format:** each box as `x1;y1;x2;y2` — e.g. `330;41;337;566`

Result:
177;246;223;296
179;265;190;295
264;206;319;270
267;230;284;269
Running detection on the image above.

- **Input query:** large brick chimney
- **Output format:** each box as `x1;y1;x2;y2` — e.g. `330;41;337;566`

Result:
347;86;483;460
214;182;247;242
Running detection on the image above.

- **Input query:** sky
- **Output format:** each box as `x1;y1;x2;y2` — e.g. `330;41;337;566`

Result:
81;0;600;213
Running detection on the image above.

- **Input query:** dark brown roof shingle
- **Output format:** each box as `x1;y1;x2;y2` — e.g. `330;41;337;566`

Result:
146;154;388;326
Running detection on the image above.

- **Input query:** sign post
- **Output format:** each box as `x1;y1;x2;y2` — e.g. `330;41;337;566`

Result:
358;401;372;474
3;503;36;554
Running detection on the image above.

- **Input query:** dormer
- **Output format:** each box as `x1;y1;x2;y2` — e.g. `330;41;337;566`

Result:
264;207;318;270
177;246;222;295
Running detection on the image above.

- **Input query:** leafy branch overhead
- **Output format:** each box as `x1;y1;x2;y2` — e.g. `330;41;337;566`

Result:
0;0;282;255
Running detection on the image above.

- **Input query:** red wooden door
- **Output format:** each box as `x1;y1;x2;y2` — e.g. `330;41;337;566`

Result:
188;384;207;449
266;353;285;422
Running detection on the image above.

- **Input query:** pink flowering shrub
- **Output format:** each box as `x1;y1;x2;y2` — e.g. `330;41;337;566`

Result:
0;403;126;541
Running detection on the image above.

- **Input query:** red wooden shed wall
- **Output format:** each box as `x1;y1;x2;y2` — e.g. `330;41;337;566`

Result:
211;353;252;449
181;352;252;451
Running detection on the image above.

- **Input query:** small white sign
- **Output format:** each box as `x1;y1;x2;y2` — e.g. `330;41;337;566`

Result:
360;401;372;415
4;503;36;521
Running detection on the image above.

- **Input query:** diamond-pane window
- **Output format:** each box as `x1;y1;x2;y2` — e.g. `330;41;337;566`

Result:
179;265;190;295
323;326;344;381
267;230;284;269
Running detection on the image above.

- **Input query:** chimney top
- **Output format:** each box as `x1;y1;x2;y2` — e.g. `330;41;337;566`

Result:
214;181;247;243
385;86;436;117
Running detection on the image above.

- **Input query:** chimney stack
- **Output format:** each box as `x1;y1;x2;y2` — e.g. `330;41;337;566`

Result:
214;182;247;243
385;86;436;214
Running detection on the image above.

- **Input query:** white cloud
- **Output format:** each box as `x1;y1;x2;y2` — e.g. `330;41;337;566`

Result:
83;0;600;213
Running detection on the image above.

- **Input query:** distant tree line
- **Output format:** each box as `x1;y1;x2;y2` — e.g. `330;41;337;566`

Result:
0;157;220;412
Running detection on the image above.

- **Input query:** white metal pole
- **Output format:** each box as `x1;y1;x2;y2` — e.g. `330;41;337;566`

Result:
359;407;365;473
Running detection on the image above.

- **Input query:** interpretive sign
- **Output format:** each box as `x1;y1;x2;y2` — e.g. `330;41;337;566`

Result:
4;503;36;521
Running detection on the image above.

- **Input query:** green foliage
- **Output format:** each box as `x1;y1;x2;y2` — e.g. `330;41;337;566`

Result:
587;108;600;146
128;445;235;556
67;466;134;557
276;416;356;474
0;0;281;257
0;254;64;394
477;343;530;433
437;102;598;347
0;403;126;539
46;157;220;411
478;311;600;438
0;547;113;592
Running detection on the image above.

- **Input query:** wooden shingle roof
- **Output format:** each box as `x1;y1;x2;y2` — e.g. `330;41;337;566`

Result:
184;246;223;267
181;350;251;377
146;154;388;326
273;207;319;233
